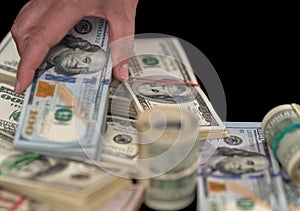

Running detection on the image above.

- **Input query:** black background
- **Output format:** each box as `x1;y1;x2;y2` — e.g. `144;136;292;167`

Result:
1;1;299;210
2;1;299;123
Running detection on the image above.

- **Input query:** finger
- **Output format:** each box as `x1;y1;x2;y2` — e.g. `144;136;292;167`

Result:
11;0;55;55
109;35;134;81
14;44;49;94
105;0;138;81
108;18;135;82
14;1;92;93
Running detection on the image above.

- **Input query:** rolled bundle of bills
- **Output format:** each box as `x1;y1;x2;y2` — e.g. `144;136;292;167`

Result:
262;103;300;188
136;106;199;210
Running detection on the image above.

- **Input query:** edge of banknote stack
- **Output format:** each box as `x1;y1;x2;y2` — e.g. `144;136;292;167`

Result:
0;32;19;87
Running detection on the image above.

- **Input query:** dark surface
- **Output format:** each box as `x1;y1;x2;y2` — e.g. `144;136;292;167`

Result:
1;1;299;211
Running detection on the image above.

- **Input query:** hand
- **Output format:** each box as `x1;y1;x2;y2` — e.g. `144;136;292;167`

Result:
11;0;138;94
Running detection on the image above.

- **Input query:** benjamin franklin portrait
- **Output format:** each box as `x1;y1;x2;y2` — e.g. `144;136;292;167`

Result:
131;75;196;104
39;35;108;76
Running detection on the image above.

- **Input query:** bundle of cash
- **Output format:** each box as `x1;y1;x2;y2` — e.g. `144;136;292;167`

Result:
0;32;19;86
198;122;289;211
0;83;136;210
136;106;200;210
13;17;112;160
101;78;139;167
262;103;300;188
123;37;228;140
107;78;137;119
102;115;139;167
1;125;132;211
0;187;64;211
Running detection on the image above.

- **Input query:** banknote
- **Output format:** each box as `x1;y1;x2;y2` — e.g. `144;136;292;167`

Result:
108;78;137;119
198;122;289;211
102;115;139;166
280;169;300;211
0;32;19;86
124;37;228;140
262;103;300;188
101;183;146;211
13;17;112;160
0;83;23;137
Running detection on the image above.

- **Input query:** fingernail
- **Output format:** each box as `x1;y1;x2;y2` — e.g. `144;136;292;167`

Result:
119;63;128;81
14;80;21;94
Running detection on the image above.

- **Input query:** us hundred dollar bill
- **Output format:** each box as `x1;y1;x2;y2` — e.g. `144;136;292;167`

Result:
198;122;289;211
0;83;23;137
124;37;228;140
108;77;137;119
0;32;19;86
102;115;139;166
262;103;300;188
280;168;300;211
13;17;112;160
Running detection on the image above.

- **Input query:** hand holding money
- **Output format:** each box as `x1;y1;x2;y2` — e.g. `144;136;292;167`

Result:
11;0;138;94
13;17;113;160
262;103;300;188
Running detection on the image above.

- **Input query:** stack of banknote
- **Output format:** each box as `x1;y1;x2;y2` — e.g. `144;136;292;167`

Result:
124;37;229;140
12;17;112;160
0;82;136;210
198;122;289;211
101;78;139;167
0;32;18;87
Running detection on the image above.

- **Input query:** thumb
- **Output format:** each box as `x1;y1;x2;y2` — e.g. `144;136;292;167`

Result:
108;19;135;82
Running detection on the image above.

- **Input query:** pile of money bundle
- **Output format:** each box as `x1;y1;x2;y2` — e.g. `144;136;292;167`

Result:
123;37;229;140
198;122;289;211
12;17;112;160
0;83;135;211
262;103;300;188
1;184;144;211
0;32;18;86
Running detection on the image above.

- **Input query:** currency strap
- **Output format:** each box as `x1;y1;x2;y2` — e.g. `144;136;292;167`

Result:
0;153;40;178
127;76;201;87
273;123;300;160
